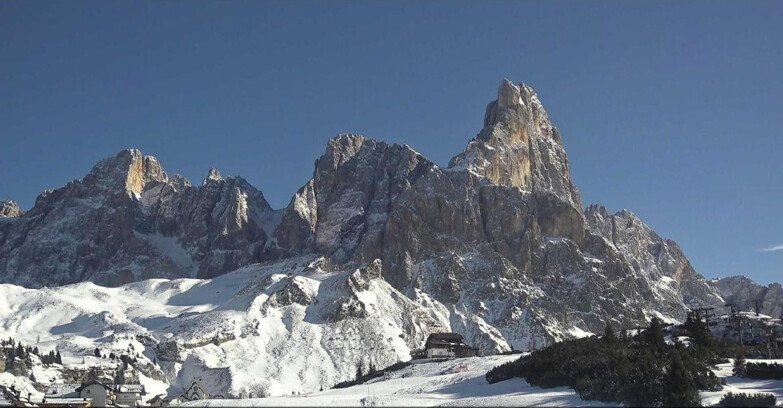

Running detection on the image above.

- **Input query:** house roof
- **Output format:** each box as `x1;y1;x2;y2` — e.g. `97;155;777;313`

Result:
115;384;145;394
148;394;167;402
426;333;465;343
40;397;92;404
75;381;112;392
45;384;81;397
0;388;14;407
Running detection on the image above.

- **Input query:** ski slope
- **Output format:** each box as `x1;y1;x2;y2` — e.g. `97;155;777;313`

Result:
179;355;610;407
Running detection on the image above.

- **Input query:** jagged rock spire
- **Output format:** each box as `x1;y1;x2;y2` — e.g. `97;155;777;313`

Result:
204;167;224;185
0;201;23;218
497;78;523;109
449;79;582;210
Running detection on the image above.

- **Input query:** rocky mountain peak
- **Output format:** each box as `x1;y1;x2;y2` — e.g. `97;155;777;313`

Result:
0;201;23;218
85;149;168;197
204;167;224;185
320;133;369;170
449;79;581;210
585;204;610;217
497;78;523;109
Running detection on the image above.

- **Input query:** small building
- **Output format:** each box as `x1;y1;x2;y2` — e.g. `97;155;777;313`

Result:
44;384;81;400
113;384;145;407
0;385;37;408
146;394;169;407
178;380;208;402
75;382;113;407
423;333;479;359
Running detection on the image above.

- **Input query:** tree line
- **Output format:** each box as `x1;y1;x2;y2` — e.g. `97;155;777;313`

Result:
2;336;62;373
486;316;721;406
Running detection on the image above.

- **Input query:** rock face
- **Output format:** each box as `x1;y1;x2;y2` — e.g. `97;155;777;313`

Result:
585;205;725;310
715;275;783;319
267;79;727;351
449;79;582;211
0;149;279;286
0;201;23;218
0;79;733;353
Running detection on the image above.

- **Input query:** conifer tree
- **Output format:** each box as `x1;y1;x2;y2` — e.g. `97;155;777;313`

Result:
684;314;713;353
644;317;666;352
663;352;701;407
733;352;747;377
603;324;617;344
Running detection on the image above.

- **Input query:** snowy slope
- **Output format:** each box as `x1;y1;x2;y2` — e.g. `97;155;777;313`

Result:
0;257;451;398
178;356;783;407
179;355;611;407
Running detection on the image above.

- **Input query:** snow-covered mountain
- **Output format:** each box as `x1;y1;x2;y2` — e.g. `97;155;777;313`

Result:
714;275;783;319
0;79;748;396
0;257;441;398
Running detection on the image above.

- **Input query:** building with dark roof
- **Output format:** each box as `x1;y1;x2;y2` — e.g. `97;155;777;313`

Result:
423;333;479;359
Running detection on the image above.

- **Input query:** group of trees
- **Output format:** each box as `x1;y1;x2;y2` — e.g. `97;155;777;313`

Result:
3;337;62;374
486;317;721;407
733;355;783;380
91;347;145;369
718;392;777;407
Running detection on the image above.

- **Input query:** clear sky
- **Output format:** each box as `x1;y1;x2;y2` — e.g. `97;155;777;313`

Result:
1;2;781;284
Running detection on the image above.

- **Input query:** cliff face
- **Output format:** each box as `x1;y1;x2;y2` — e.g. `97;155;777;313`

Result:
0;79;729;352
266;79;727;351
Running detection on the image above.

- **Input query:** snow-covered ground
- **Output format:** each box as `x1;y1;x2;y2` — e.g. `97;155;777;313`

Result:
0;256;446;399
179;355;610;407
2;253;780;405
701;359;783;406
178;356;783;407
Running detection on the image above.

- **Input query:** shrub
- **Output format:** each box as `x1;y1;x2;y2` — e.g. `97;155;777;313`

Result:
718;392;776;407
743;362;783;380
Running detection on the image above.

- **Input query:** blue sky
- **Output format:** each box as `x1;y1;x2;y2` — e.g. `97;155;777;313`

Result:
1;1;781;284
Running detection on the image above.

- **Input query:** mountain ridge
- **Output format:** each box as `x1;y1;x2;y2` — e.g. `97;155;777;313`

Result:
1;78;771;395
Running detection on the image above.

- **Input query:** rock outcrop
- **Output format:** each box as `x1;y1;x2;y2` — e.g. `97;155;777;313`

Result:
585;205;725;309
0;201;23;218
